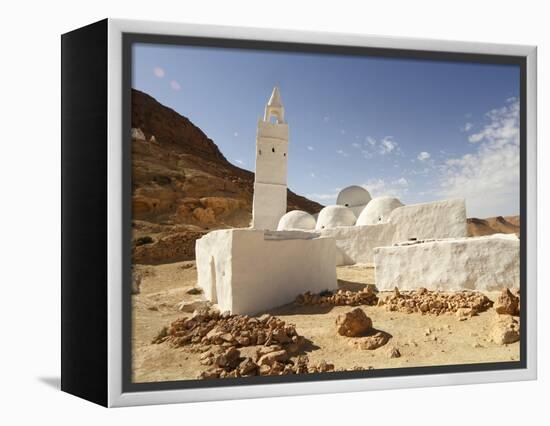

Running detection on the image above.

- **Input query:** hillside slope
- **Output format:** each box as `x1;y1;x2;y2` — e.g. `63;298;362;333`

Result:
131;89;323;264
467;216;520;237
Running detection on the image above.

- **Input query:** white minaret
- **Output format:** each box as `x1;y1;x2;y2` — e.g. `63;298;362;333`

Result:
252;87;289;230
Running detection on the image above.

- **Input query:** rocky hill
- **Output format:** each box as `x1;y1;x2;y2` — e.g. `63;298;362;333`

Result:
467;215;520;237
131;89;323;264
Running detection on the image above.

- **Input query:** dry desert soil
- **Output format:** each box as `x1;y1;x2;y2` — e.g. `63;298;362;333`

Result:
132;262;519;383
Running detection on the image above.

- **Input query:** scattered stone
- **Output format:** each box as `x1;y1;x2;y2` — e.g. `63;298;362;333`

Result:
186;287;203;295
352;331;391;350
491;315;520;345
296;287;378;307
494;288;520;316
151;326;169;344
176;300;210;312
382;289;493;316
131;270;142;295
388;347;401;358
336;308;373;337
456;307;476;318
308;360;335;373
238;357;258;376
257;349;289;366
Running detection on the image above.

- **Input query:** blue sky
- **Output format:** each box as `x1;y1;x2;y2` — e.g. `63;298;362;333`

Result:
132;43;520;218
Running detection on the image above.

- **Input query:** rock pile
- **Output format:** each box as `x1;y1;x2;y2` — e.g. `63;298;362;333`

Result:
154;309;304;350
199;349;335;379
295;287;378;307
153;308;338;379
378;287;493;316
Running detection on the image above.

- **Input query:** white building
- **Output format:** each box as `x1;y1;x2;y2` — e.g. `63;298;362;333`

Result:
194;87;519;315
252;87;289;230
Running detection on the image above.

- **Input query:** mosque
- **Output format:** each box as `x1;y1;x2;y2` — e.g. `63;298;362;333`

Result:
195;87;520;315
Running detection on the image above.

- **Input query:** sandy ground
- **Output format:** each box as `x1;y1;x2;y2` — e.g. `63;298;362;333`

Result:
132;262;519;383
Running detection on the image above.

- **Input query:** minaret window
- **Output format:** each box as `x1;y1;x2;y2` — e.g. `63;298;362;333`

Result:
272;147;275;153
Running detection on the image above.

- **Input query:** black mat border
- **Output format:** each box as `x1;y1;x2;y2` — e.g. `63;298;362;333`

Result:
121;32;528;394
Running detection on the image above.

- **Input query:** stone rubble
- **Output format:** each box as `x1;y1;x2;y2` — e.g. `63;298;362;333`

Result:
154;309;304;349
295;286;378;307
378;287;493;316
152;308;337;379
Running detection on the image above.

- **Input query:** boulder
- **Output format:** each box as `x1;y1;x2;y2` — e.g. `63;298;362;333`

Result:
490;315;520;345
494;288;520;316
335;308;373;337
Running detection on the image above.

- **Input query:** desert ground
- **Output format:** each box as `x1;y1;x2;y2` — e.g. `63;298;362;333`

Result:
132;261;519;383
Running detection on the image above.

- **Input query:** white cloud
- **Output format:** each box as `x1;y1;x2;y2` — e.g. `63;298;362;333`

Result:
234;159;244;165
170;80;181;91
336;149;348;157
378;136;398;155
461;122;473;132
395;177;408;186
340;129;347;135
362;178;409;198
323;116;330;123
310;172;316;178
467;100;519;144
366;137;377;147
233;132;239;137
153;67;165;78
438;98;520;217
417;151;431;161
351;142;361;149
307;145;315;151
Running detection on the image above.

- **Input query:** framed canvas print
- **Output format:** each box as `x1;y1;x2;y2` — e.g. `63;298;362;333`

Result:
61;18;537;407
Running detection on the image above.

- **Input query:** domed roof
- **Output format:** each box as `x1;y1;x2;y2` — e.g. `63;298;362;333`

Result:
316;205;357;230
336;185;372;218
356;196;404;226
277;210;316;231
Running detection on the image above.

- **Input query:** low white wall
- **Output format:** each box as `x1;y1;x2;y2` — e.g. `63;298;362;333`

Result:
388;198;468;243
374;234;520;292
316;199;468;266
319;223;395;265
196;229;337;315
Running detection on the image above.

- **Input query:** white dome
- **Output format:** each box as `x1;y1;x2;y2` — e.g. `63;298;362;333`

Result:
336;186;372;217
316;205;357;230
356;196;404;226
277;210;316;231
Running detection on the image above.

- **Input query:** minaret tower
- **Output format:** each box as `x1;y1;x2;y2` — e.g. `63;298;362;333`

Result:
252;87;289;230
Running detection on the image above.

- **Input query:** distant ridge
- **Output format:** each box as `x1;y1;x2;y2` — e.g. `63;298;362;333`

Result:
467;215;520;237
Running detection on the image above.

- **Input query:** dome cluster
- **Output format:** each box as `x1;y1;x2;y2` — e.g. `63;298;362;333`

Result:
277;186;405;231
